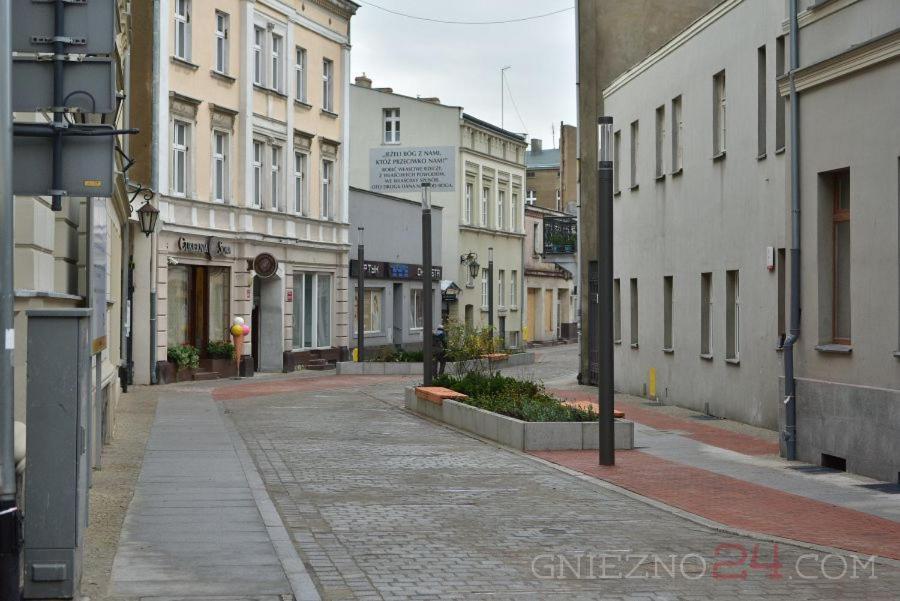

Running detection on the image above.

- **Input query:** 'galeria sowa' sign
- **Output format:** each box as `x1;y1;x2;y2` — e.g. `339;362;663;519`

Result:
369;146;456;193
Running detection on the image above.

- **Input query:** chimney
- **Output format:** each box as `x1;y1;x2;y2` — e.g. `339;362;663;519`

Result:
354;73;372;88
530;138;542;154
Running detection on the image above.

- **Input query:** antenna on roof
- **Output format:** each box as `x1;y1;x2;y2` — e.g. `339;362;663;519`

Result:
551;123;556;149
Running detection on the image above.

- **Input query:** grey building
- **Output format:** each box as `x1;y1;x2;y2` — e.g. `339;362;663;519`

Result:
349;187;443;355
596;0;899;482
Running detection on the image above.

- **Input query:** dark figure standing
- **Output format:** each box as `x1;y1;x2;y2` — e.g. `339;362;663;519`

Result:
432;325;447;377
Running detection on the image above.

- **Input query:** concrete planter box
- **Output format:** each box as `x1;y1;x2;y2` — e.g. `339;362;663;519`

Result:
404;387;634;451
336;352;535;376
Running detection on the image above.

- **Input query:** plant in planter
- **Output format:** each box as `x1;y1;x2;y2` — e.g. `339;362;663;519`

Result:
445;322;504;377
167;344;200;371
206;339;235;360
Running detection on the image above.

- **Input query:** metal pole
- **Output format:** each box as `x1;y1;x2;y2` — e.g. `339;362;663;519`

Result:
487;247;494;333
0;0;22;592
357;228;365;362
597;117;615;466
500;66;510;130
421;184;433;385
149;0;161;385
783;0;801;461
50;0;66;211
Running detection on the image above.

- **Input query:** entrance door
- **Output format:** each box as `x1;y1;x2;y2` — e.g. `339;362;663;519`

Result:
526;289;538;342
464;304;474;328
498;316;506;347
544;289;553;337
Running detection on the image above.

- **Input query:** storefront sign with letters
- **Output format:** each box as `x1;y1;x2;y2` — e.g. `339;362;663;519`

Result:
177;236;233;259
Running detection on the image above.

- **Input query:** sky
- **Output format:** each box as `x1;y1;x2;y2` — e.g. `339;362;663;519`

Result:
350;0;577;148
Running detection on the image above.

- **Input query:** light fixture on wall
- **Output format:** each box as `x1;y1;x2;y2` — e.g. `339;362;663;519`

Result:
137;200;159;237
460;251;480;280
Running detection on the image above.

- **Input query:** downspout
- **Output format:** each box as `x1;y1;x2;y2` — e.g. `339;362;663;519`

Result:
783;0;801;460
149;0;160;384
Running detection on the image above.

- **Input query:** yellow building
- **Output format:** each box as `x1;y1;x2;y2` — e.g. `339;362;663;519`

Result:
130;0;358;381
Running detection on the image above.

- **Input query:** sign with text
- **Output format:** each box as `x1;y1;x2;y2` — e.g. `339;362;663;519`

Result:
350;259;441;281
369;146;456;193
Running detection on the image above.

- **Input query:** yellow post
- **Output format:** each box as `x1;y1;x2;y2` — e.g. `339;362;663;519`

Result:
648;367;657;399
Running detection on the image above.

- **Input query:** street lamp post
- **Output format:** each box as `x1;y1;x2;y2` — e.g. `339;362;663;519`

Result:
487;247;494;333
597;116;615;466
357;227;365;363
421;183;433;385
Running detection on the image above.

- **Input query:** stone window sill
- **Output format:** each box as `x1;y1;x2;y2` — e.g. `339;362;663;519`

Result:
712;150;726;162
700;353;714;361
757;152;767;161
613;190;621;197
210;70;235;83
662;347;674;354
655;173;666;182
726;357;740;365
321;109;339;119
294;99;312;110
630;342;639;349
671;167;683;177
775;146;786;155
629;184;639;191
815;343;852;354
894;351;900;358
253;84;287;99
171;56;199;70
613;339;622;345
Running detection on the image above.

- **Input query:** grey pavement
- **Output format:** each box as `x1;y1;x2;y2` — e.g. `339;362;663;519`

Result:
225;374;900;600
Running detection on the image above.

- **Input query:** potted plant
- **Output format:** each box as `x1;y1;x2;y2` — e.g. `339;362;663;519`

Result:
167;344;200;382
203;340;236;378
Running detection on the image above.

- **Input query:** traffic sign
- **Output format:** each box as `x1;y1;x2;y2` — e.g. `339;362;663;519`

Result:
12;58;115;113
11;0;115;55
13;128;114;197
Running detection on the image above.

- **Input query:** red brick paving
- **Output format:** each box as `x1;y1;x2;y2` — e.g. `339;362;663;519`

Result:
533;449;900;560
548;389;779;456
212;374;403;401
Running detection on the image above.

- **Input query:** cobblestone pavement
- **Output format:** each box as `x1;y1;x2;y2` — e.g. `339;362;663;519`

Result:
225;375;900;600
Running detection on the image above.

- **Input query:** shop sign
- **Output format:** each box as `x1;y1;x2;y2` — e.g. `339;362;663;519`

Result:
253;253;279;278
350;259;441;281
177;236;233;259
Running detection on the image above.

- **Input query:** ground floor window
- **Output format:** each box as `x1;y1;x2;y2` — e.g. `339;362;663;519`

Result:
292;272;332;349
167;264;231;351
410;288;424;330
354;288;383;335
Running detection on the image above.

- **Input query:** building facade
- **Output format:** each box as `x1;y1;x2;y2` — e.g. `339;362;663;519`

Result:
131;0;358;381
525;125;577;215
348;187;442;354
349;80;527;347
524;205;576;344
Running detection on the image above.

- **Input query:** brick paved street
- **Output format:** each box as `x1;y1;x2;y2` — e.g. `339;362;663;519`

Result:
223;369;900;600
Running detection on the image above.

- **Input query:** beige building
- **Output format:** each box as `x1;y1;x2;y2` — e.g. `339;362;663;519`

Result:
130;0;358;381
525;125;577;215
523;205;576;344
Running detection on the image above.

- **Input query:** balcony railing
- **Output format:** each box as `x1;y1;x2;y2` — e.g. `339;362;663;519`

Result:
543;216;577;254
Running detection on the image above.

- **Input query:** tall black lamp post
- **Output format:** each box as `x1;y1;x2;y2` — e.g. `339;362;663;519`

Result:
357;227;365;362
421;183;433;385
487;247;494;333
598;116;615;466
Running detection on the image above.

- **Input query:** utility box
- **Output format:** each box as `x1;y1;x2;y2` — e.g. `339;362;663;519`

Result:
24;309;92;599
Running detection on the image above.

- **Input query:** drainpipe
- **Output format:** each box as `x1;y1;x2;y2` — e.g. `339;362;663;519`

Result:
149;0;160;384
783;0;801;460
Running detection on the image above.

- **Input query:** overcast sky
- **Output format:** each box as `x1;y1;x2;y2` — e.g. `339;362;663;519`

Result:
350;0;576;148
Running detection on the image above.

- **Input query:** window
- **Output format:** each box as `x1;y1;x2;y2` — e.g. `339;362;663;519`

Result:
630;278;639;346
701;272;713;356
613;130;621;192
270;146;281;210
726;270;740;361
775;36;786;151
481;186;489;226
498;270;505;307
174;0;191;60
757;45;767;157
481;269;489;309
355;289;383;334
510;270;517;308
252;140;263;206
672;95;683;172
713;70;727;156
613;278;621;342
253;27;265;85
383;108;400;144
464;182;473;224
664;276;674;350
292;273;332;348
214;12;228;73
630;120;639;188
497;190;505;230
556;189;561;212
526;189;536;205
172;120;189;196
777;248;786;348
532;222;540;255
294;152;308;215
410;289;424;330
321;159;334;220
511;193;519;231
295;47;307;102
322;58;334;112
655;105;665;178
271;34;283;92
831;171;851;343
168;265;230;349
212;130;228;202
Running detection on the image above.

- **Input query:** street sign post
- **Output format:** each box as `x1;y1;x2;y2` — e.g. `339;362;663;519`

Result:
13;129;114;197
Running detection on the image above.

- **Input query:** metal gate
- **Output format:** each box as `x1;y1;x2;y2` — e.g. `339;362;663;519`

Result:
588;260;599;385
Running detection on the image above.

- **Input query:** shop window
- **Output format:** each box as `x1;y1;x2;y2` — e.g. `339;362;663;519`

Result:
292;273;333;349
354;288;382;334
167;265;230;352
410;288;424;330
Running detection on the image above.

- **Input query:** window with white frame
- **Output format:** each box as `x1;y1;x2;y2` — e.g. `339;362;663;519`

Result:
726;270;740;361
383;108;400;144
533;222;540;255
713;70;726;155
174;0;191;61
498;270;505;307
294;151;308;215
481;185;489;226
271;34;283;92
354;288;383;334
510;270;517;307
322;58;334;112
701;272;713;356
270;146;281;210
630;120;639;188
613;130;621;192
497;189;505;230
464;182;473;224
655;105;665;178
212;130;228;202
321;159;334;220
410;288;423;330
672;95;683;172
172;120;189;196
556;189;561;211
295;47;307;102
253;27;265;85
526;189;536;205
481;269;489;309
292;272;332;349
214;11;228;73
252;140;263;206
511;192;519;231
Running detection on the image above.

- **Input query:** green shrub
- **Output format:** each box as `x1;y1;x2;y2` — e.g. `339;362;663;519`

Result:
365;348;424;362
433;372;596;423
167;344;200;370
206;340;235;360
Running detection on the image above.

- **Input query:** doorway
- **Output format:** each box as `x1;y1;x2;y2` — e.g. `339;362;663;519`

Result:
526;288;538;342
167;264;230;355
464;304;474;328
252;275;284;372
